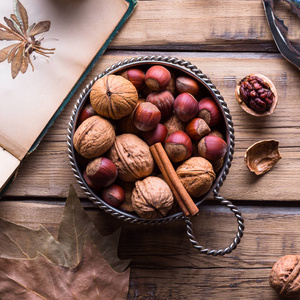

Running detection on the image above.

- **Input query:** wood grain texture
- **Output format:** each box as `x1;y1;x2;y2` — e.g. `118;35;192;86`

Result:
4;51;300;201
0;201;298;299
111;0;300;51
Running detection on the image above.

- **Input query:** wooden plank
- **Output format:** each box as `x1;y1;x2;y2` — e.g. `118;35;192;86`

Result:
0;201;297;299
4;51;300;201
110;0;300;52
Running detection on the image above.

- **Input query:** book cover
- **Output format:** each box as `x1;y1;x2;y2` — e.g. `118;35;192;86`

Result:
0;0;137;195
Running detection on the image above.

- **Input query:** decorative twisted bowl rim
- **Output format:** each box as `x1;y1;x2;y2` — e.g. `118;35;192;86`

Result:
67;55;235;225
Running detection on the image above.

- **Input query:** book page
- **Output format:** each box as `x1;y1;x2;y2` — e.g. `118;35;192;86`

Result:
0;147;20;192
0;0;129;161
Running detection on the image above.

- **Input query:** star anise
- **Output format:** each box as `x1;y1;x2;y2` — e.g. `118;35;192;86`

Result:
0;0;55;79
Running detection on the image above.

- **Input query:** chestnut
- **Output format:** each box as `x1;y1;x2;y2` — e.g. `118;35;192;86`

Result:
120;68;145;91
134;102;161;131
101;184;125;208
198;135;227;161
78;103;97;125
142;123;168;146
83;171;101;191
174;93;198;122
164;131;193;163
185;118;211;141
176;76;200;96
198;97;222;127
145;65;171;91
208;129;224;140
85;157;118;188
146;90;174;119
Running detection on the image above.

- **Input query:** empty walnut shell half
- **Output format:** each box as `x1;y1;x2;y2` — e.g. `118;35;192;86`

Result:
270;255;300;297
244;140;281;175
235;73;278;117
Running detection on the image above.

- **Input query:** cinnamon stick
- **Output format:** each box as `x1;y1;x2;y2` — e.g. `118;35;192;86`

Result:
150;145;190;216
150;142;199;216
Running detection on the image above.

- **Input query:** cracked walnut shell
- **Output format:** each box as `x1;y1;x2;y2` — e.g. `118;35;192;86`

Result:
73;115;115;159
244;140;281;175
90;75;139;120
270;255;300;297
176;157;216;198
132;176;174;219
108;133;154;182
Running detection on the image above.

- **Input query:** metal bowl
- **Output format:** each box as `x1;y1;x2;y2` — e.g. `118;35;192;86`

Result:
67;55;235;226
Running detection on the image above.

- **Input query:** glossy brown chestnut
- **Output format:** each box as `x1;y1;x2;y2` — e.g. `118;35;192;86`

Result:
120;68;145;91
142;123;168;146
176;76;200;96
198;135;227;161
134;102;161;131
198;97;222;127
85;157;118;188
164;131;193;163
145;65;171;91
78;103;97;125
101;184;125;208
174;93;199;122
117;98;145;135
83;171;101;191
146;90;174;119
185;118;211;141
208;129;224;140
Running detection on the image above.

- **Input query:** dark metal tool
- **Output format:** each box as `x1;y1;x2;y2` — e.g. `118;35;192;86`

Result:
262;0;300;70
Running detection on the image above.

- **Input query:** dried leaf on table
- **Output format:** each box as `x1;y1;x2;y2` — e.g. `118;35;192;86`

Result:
0;185;130;299
0;185;130;272
0;238;130;300
58;185;131;272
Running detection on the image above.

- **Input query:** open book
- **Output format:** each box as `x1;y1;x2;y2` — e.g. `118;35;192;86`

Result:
0;0;137;195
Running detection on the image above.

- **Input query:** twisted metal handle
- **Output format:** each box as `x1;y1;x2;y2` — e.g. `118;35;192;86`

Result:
185;190;244;255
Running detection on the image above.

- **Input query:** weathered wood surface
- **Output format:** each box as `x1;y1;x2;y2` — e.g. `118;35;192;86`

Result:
0;201;299;299
2;0;300;299
111;0;300;52
4;51;300;201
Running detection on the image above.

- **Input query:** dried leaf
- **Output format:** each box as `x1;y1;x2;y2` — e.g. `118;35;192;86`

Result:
0;28;21;41
4;17;22;36
29;21;51;36
10;13;21;27
0;218;69;263
58;185;131;272
0;238;130;300
13;0;28;34
7;43;21;63
11;42;25;79
17;0;28;33
20;52;28;73
0;185;130;272
0;44;17;62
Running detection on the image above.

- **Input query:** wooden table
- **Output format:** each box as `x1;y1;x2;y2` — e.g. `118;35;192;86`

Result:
2;1;300;299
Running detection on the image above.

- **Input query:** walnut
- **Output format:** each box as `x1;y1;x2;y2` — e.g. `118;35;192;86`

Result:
270;255;300;297
131;176;174;219
90;75;139;120
73;115;115;159
176;157;215;198
108;133;154;182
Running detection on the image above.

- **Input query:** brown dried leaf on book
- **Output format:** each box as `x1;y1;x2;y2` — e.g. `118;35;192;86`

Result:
0;0;55;78
0;237;130;300
0;185;130;299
